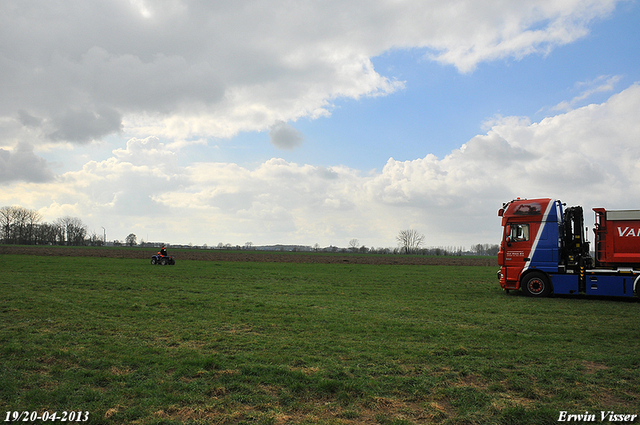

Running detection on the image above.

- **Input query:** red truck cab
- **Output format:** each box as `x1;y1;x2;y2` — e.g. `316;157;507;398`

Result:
498;198;558;294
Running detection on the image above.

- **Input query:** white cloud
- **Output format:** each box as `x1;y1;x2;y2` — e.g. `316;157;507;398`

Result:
0;0;623;146
112;136;178;171
3;82;635;247
0;0;635;247
551;75;622;111
425;0;621;72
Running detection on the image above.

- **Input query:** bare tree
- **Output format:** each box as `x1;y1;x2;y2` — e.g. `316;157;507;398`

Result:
25;208;42;244
55;216;87;246
0;206;12;243
472;243;499;256
0;206;42;244
125;233;137;246
87;231;104;246
348;238;360;252
34;223;59;245
396;229;425;254
486;244;499;256
12;206;29;244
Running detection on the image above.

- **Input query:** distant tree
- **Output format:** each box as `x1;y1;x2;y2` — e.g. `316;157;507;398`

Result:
349;238;360;252
0;205;42;244
313;243;320;252
125;233;137;246
87;232;104;246
55;216;87;246
34;223;59;245
24;208;42;244
244;241;253;250
471;243;500;256
10;206;24;243
0;206;11;243
396;229;425;254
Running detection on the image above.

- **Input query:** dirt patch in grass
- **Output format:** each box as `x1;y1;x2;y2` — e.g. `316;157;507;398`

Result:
0;245;497;266
581;360;609;374
152;399;454;425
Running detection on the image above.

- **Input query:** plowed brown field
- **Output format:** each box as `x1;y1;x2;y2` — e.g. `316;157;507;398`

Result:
0;245;497;266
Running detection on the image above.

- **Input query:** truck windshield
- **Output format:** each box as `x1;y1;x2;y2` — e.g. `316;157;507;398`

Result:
508;223;529;242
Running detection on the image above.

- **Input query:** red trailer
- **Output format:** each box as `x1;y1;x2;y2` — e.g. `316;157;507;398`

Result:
593;208;640;267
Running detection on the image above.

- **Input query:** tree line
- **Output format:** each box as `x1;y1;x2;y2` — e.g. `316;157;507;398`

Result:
335;231;497;255
0;206;103;246
1;205;499;254
394;229;498;256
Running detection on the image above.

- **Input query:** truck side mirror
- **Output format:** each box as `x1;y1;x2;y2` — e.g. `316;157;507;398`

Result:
498;208;504;217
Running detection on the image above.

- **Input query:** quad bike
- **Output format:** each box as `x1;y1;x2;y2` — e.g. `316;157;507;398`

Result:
151;254;175;265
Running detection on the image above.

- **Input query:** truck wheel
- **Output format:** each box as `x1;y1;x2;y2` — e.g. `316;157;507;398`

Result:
522;272;551;297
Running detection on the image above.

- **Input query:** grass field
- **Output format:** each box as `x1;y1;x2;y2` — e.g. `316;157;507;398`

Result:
1;254;639;424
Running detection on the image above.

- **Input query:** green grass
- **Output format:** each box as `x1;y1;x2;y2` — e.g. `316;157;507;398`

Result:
1;255;639;424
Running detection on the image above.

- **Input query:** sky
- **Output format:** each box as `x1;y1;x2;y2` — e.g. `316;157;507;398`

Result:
1;0;640;249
